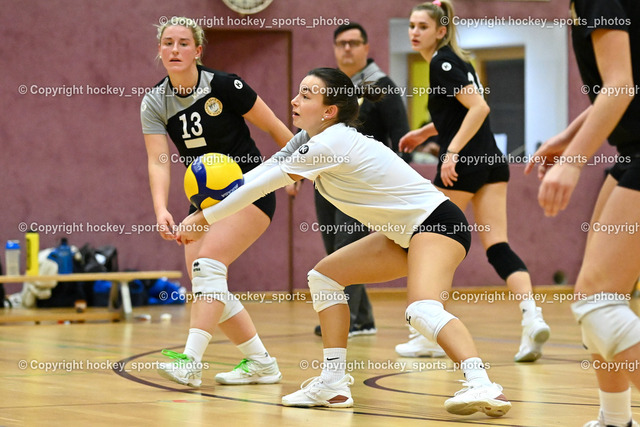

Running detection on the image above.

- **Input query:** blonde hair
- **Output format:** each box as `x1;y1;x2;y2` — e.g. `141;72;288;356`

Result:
412;1;470;62
156;16;206;65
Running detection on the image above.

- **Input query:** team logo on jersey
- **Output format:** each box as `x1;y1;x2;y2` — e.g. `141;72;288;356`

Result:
442;62;452;71
234;79;243;90
141;102;147;112
298;145;310;154
204;97;223;116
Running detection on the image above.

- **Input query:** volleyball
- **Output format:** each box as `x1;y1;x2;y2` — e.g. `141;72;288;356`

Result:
184;153;244;209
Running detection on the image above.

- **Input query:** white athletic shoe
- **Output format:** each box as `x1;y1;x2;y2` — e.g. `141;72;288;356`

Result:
445;381;511;417
395;327;446;358
215;358;282;385
514;307;551;362
157;349;203;387
281;374;354;407
583;409;639;427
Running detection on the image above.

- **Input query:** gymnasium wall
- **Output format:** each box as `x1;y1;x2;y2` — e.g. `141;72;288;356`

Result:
2;0;603;294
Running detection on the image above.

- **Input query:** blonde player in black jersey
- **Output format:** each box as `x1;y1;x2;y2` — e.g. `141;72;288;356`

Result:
398;0;550;363
140;17;293;387
177;67;512;417
527;1;640;425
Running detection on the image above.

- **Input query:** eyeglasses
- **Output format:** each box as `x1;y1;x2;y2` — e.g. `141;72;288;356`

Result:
334;40;365;49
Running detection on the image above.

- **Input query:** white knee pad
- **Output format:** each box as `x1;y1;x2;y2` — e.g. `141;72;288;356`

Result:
191;258;244;323
572;293;640;361
218;297;244;323
308;269;347;312
405;300;457;342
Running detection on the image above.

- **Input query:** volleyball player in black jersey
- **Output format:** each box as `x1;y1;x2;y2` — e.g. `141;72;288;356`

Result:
140;17;293;387
398;0;550;363
527;1;640;425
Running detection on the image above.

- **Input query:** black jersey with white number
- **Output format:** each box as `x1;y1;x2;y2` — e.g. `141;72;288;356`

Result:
428;46;504;167
141;66;263;171
571;0;640;154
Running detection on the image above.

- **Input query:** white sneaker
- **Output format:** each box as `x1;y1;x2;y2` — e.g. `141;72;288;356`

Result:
445;381;511;417
583;409;639;427
215;358;282;385
514;307;551;362
282;375;354;407
157;349;202;387
395;327;446;358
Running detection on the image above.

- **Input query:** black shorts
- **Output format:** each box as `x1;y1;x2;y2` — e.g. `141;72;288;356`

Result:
188;192;276;221
608;155;640;191
407;200;471;255
434;163;510;193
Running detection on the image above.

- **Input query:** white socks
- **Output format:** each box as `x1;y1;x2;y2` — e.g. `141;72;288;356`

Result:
461;357;491;386
600;388;632;426
320;348;347;384
183;328;212;362
237;334;272;364
519;299;537;318
184;330;273;365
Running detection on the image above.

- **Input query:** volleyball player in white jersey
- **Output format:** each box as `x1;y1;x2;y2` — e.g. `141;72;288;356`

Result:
140;17;293;387
177;67;511;417
398;0;550;363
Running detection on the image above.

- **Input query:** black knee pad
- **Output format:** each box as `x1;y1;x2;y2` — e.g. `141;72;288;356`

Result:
486;242;528;280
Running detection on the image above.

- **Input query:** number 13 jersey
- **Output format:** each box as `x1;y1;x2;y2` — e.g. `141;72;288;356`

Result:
141;65;263;172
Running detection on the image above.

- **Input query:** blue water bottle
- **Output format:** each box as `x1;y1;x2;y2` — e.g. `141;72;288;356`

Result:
54;238;74;274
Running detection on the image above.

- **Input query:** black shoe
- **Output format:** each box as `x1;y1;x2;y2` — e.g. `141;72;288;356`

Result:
314;325;322;336
348;323;377;337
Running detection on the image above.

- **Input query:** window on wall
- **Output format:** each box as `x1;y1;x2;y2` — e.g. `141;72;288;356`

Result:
474;46;525;158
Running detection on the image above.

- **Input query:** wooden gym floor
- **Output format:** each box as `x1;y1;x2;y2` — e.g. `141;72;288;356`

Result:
1;288;638;426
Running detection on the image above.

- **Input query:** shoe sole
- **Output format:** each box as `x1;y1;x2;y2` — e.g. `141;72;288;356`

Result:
157;368;201;387
395;349;446;358
445;397;511;417
349;329;377;338
215;373;282;385
514;327;551;363
282;397;354;408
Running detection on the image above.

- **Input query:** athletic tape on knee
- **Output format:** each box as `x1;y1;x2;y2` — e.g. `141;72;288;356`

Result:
405;300;457;342
308;269;347;312
572;293;640;361
486;242;528;281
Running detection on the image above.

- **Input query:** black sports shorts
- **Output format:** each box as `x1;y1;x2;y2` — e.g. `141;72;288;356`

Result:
188;192;276;221
434;162;510;193
408;200;471;255
608;154;640;192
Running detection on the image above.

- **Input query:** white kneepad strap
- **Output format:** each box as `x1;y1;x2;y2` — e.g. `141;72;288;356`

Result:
308;269;347;312
191;258;243;323
405;300;457;342
572;292;640;361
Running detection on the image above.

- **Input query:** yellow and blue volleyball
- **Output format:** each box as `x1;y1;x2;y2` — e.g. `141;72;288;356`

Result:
184;153;244;209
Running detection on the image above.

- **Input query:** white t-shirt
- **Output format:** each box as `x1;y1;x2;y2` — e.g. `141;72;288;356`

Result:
203;123;448;248
279;124;447;247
